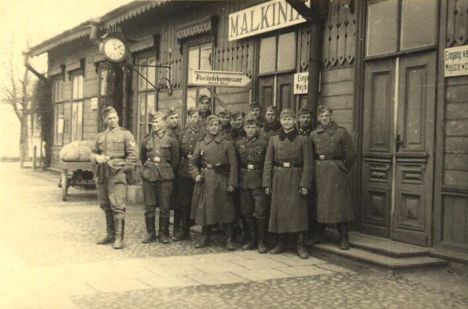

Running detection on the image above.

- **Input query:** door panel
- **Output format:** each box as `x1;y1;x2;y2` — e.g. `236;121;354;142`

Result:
276;74;294;110
361;59;395;237
258;76;274;109
392;52;436;246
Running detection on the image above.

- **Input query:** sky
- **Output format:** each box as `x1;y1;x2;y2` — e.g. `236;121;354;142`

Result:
0;0;134;157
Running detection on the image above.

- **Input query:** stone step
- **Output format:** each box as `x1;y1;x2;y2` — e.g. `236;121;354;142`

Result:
315;243;447;270
348;232;430;258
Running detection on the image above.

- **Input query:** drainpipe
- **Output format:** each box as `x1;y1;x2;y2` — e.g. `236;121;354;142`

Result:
286;0;328;129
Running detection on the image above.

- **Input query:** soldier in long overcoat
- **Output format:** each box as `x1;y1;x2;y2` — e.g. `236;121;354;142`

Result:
189;115;238;250
263;109;313;259
140;112;180;244
173;107;205;241
235;116;268;253
310;105;355;250
90;106;137;250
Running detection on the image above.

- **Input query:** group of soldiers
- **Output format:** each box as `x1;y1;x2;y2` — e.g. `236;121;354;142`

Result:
90;94;355;259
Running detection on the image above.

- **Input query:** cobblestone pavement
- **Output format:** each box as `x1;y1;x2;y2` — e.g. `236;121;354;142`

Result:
0;163;467;309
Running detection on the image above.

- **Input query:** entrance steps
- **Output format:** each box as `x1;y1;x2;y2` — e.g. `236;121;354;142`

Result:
315;232;447;270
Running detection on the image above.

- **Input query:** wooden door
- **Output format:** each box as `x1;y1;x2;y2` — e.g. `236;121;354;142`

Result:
258;76;275;109
361;59;395;238
276;74;294;110
361;52;436;246
392;52;436;246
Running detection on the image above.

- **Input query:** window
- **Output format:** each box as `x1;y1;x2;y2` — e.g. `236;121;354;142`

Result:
186;42;213;114
366;0;437;57
136;55;157;141
53;78;65;145
258;32;297;110
70;74;83;141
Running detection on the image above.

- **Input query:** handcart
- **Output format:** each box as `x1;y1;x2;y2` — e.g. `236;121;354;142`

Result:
58;161;95;201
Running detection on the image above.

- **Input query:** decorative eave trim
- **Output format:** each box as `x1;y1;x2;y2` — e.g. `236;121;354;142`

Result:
176;15;219;53
29;27;91;57
129;35;155;53
103;1;168;29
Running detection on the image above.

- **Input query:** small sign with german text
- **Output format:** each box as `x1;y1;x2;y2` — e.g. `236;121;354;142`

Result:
190;70;251;88
445;45;468;77
294;72;309;94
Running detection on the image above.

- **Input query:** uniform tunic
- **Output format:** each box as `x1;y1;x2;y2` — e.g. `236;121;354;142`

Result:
263;129;313;233
189;133;238;226
235;135;268;219
90;126;137;217
140;131;179;216
176;124;205;207
261;121;281;141
310;122;355;223
298;126;312;136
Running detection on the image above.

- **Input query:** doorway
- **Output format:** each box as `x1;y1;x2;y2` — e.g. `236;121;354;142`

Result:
360;52;436;246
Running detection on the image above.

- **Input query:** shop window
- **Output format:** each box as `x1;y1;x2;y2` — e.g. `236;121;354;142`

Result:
52;77;65;146
258;32;297;110
366;0;437;57
70;73;83;142
186;42;213;115
136;55;157;141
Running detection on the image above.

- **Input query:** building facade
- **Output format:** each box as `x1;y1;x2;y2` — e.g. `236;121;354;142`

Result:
28;0;468;256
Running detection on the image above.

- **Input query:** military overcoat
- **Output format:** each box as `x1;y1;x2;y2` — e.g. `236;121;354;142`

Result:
262;130;313;233
310;122;355;223
189;133;238;226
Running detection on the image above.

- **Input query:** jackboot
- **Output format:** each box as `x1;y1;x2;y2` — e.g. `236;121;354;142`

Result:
159;215;170;244
296;232;309;259
171;209;182;241
256;219;268;254
97;211;115;245
173;208;190;241
113;217;125;250
195;226;211;248
142;213;156;243
338;222;350;250
242;217;257;250
270;233;286;254
224;223;236;251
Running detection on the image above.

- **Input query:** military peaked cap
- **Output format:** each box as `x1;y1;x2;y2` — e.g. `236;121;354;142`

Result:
298;106;312;116
205;114;221;125
266;105;278;114
280;108;296;118
187;106;200;116
244;116;260;127
317;105;333;115
150;111;166;121
165;107;178;118
249;102;261;109
231;111;245;119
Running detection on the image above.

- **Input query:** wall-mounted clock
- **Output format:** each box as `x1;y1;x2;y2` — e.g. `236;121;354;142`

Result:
100;36;128;63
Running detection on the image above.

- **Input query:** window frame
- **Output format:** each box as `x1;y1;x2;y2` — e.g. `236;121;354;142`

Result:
135;52;158;142
69;72;84;142
364;0;439;60
52;76;66;146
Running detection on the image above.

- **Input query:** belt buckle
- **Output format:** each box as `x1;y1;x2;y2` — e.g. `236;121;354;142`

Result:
247;164;254;170
319;155;325;160
187;154;193;159
282;162;290;168
153;156;161;163
206;163;213;169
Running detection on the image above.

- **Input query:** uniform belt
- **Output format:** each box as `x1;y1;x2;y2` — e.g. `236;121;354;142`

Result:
240;163;262;170
150;156;171;164
316;155;344;161
274;162;302;168
182;153;193;160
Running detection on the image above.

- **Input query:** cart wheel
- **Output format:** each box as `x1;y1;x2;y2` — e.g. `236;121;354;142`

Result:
61;170;68;201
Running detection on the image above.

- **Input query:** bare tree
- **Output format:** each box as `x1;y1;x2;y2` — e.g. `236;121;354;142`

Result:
0;54;35;167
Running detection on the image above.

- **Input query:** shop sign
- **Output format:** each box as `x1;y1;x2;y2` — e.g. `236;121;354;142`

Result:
294;72;309;94
189;70;251;88
445;45;468;77
228;0;310;41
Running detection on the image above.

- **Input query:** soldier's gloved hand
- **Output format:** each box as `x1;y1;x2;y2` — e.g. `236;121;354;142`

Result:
265;187;271;196
95;155;109;165
195;175;203;183
299;187;309;197
226;185;235;193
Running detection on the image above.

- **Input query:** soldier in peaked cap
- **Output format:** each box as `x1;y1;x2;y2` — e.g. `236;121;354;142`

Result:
230;111;246;142
173;107;206;241
261;106;281;141
248;102;263;127
218;108;232;137
263;108;313;259
197;94;212;125
89;106;137;250
140;111;180;244
297;106;313;136
189;114;238;250
310;105;355;250
235;116;269;253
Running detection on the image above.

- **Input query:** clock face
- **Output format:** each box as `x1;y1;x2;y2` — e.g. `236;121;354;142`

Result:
102;38;127;62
